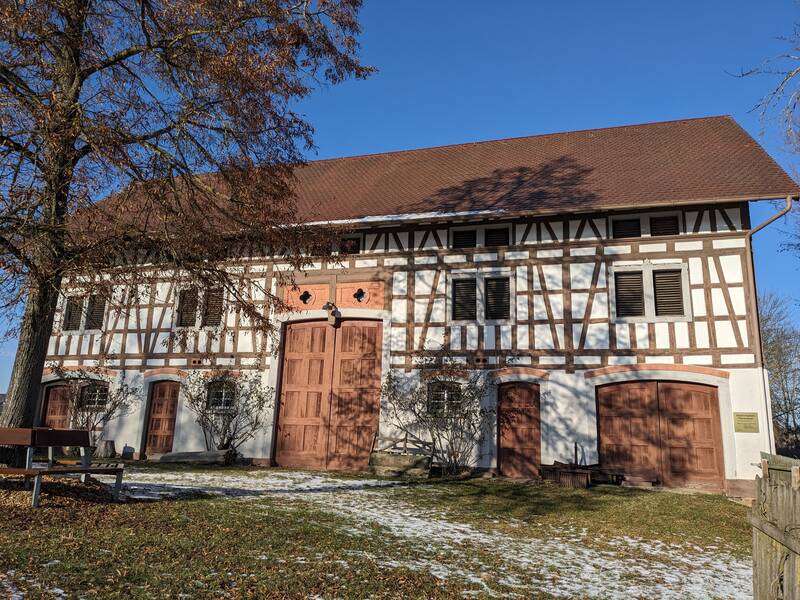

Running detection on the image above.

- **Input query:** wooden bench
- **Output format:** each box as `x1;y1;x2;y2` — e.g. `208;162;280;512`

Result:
0;427;124;507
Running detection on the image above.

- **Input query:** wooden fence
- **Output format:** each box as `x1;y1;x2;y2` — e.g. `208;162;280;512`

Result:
750;453;800;599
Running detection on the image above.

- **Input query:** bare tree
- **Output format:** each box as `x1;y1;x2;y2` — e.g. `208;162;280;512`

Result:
381;349;494;475
181;368;274;453
0;1;372;447
48;366;138;446
759;293;800;448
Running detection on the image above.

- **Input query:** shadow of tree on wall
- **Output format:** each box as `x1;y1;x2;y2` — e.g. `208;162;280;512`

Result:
410;156;599;215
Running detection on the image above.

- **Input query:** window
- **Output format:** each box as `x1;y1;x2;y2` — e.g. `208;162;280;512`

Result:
452;279;477;320
63;296;84;331
202;288;224;327
653;270;684;316
176;287;199;327
427;381;461;417
484;227;510;247
649;215;680;236
611;262;690;321
207;380;236;410
80;383;109;410
614;272;645;318
452;230;477;249
339;236;361;254
485;277;510;320
612;218;642;239
84;295;106;330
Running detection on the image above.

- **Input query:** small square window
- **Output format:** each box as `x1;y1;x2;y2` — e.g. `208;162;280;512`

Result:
484;228;510;247
485;277;510;320
649;215;680;236
452;279;477;320
427;381;461;417
339;237;361;254
207;380;237;410
612;218;642;239
452;230;477;249
80;383;109;410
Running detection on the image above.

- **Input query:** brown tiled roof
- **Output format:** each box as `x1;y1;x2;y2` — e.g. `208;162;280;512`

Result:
292;116;797;223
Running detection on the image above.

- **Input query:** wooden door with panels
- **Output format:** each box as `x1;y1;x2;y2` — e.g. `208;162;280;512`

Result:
596;381;724;489
42;385;70;429
145;381;179;455
275;320;382;471
497;382;541;478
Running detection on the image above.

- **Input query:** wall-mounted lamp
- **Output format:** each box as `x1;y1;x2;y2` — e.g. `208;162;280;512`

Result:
322;301;338;326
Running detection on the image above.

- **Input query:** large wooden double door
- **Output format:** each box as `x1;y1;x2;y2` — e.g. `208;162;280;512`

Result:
275;320;382;471
596;381;724;489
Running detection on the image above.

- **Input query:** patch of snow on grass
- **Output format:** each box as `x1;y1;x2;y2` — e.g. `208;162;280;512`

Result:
102;468;751;599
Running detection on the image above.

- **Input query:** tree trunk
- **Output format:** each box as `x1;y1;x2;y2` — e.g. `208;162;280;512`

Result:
0;277;62;465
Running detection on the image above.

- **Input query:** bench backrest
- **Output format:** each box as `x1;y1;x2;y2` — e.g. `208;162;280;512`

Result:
33;428;91;447
0;428;35;446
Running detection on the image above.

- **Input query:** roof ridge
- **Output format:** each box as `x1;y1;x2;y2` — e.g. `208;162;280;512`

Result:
304;115;733;165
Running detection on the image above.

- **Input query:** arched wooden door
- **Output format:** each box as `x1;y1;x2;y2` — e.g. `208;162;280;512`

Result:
42;385;70;429
497;382;541;478
275;320;382;471
144;381;180;455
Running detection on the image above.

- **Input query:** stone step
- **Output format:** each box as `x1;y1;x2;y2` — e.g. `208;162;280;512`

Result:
369;465;429;478
369;451;431;470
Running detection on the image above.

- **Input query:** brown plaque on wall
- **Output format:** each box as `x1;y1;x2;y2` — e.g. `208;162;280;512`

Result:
733;412;759;433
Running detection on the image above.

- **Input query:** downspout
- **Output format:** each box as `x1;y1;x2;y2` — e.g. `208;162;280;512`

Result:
745;195;796;452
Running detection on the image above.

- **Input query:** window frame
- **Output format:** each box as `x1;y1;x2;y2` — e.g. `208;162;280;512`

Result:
79;382;110;412
336;234;363;255
448;268;515;325
426;381;462;418
609;260;692;323
609;210;683;239
449;224;512;249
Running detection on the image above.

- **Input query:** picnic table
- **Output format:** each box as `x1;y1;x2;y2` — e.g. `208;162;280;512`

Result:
0;427;124;507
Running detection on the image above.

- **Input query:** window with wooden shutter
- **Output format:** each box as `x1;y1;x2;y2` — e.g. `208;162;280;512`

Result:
614;272;645;317
485;277;510;320
653;269;684;316
177;287;199;327
484;227;510;247
63;296;84;331
649;215;680;236
612;218;642;239
202;288;224;326
84;295;105;330
452;230;477;249
452;279;477;320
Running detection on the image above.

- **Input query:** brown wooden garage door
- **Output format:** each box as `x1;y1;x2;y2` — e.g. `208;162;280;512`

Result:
596;381;724;489
275;320;381;471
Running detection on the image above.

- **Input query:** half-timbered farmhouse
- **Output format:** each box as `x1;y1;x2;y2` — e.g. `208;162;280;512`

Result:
39;116;798;493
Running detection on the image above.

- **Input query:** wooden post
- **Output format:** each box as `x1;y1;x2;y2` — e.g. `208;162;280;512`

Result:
792;466;800;491
761;458;769;479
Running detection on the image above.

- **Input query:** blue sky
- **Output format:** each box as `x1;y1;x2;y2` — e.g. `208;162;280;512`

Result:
1;1;799;392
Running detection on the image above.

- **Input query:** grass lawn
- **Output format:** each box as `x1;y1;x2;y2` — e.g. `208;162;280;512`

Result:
0;468;752;599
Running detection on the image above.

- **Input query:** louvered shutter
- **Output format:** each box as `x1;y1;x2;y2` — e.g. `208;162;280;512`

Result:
650;215;680;236
84;295;106;330
614;272;644;317
452;279;477;320
177;287;199;327
63;296;84;331
612;218;642;239
485;277;510;320
202;288;224;326
452;230;477;249
653;270;684;316
484;227;510;247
